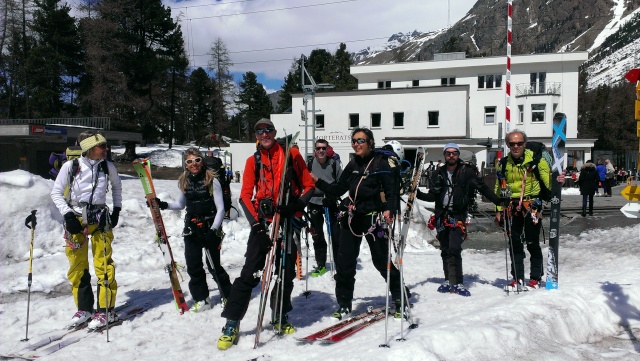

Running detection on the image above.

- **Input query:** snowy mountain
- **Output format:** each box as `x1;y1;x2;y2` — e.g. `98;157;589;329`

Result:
353;0;640;89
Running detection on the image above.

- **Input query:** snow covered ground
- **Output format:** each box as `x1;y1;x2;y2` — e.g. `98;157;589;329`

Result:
1;147;639;361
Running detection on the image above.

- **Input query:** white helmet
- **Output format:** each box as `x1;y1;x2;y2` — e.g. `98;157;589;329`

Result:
384;140;404;160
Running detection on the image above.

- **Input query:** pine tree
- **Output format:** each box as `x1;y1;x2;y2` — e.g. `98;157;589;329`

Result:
236;71;273;140
208;37;234;137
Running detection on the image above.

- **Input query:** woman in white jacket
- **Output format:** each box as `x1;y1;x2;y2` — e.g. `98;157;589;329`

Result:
51;131;122;330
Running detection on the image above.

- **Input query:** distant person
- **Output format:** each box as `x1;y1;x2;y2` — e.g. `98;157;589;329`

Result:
226;166;233;184
604;159;615;197
577;159;599;217
155;147;232;312
596;160;606;196
234;170;240;183
50;131;122;330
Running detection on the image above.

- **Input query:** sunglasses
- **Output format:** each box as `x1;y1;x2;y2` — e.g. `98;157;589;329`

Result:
255;127;275;135
185;157;202;165
351;138;367;145
444;151;460;157
509;141;525;147
96;143;108;149
315;146;327;151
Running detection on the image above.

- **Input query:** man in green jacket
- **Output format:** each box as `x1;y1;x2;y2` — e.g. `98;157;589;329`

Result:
495;129;551;291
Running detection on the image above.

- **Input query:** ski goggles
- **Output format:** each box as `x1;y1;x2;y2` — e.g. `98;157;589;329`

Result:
185;157;202;165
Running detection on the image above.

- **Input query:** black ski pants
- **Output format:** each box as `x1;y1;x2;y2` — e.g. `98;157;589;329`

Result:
307;203;340;268
184;230;231;303
508;210;543;281
436;217;466;285
335;213;401;310
221;221;297;322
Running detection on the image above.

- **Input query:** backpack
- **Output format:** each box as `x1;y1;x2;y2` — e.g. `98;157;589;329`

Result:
499;141;553;202
64;146;109;203
370;148;407;214
203;153;232;214
48;145;83;178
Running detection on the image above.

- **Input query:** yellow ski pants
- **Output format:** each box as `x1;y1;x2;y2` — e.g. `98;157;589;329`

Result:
65;223;117;312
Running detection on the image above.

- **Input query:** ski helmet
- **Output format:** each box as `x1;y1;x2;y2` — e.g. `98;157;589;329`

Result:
383;140;404;160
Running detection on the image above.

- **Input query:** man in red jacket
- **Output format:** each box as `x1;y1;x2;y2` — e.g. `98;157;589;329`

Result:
218;118;315;350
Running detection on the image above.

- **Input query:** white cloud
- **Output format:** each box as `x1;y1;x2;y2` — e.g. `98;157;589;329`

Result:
164;0;477;82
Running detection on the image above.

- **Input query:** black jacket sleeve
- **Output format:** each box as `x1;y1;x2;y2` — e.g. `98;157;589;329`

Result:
315;161;351;197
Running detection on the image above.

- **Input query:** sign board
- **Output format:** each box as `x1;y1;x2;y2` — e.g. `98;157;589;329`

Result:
620;185;640;201
620;202;640;219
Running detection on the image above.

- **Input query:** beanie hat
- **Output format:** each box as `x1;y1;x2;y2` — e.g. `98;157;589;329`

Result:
80;134;107;152
443;142;460;153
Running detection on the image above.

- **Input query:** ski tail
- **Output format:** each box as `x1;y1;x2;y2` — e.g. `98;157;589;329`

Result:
546;112;566;290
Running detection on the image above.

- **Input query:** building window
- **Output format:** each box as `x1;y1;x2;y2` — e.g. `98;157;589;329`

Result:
349;113;359;128
393;112;404;128
478;74;502;89
530;72;546;94
377;80;391;89
371;113;381;128
553;103;558;115
412;80;419;87
315;114;324;129
428;111;439;127
441;77;456;86
478;75;485;89
518;105;524;124
531;104;545;122
484;106;496;124
485;75;494;89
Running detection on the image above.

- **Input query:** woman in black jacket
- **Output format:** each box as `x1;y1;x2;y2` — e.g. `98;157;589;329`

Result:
417;143;502;296
578;160;599;216
312;128;406;320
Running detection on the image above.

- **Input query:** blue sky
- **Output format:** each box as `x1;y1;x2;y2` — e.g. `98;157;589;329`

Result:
164;0;478;92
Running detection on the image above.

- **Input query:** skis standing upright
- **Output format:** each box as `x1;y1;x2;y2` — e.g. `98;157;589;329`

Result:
133;159;189;313
382;147;424;346
546;113;566;290
254;131;299;349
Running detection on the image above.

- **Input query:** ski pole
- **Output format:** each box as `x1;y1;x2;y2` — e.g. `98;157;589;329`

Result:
21;210;37;342
100;209;111;342
324;207;335;276
379;217;392;348
303;226;311;298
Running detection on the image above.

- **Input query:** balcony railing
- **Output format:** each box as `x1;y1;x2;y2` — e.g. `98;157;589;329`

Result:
515;82;561;97
0;117;111;129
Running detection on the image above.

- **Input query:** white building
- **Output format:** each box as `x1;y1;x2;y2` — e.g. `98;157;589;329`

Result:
264;52;593;171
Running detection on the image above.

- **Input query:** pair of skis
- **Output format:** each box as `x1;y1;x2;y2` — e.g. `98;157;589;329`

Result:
133;159;189;313
297;306;391;343
254;132;300;348
2;302;150;360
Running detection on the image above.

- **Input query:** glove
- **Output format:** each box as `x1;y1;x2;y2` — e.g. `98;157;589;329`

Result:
494;197;511;207
64;212;84;235
203;228;222;249
146;198;168;210
251;223;272;251
277;199;304;218
321;197;336;207
110;207;121;228
494;213;504;228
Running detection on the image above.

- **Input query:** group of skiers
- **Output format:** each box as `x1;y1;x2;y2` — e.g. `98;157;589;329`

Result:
50;123;560;349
